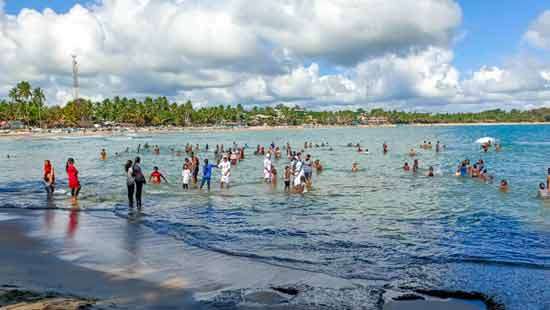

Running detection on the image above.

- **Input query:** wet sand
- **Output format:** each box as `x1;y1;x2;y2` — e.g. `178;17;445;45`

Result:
0;212;201;309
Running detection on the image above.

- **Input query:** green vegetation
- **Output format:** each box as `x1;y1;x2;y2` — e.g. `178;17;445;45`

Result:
1;81;550;128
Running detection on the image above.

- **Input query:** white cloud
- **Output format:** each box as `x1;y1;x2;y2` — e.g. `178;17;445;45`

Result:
0;0;549;112
524;11;550;50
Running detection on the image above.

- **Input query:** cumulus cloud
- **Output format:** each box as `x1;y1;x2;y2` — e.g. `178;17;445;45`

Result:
234;0;461;65
0;0;549;112
524;11;550;50
0;0;464;107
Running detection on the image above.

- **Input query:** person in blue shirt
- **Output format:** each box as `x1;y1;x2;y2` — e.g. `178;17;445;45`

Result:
200;159;218;191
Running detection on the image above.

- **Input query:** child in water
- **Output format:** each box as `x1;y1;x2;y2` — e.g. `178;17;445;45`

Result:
403;162;410;171
43;160;55;198
271;165;278;185
499;179;509;192
149;167;168;184
100;149;107;160
284;166;291;191
182;163;191;190
427;166;434;177
352;162;359;172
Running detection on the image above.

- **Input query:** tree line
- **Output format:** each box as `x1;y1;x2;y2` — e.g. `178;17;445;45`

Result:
1;81;550;128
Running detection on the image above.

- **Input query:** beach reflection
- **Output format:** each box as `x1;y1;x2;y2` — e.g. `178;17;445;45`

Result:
66;207;79;239
124;211;143;271
43;200;56;231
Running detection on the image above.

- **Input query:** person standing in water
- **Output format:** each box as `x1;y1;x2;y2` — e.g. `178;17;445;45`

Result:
100;149;107;160
182;163;191;190
412;159;419;173
263;154;273;183
132;157;146;209
200;159;218;191
66;158;81;203
219;156;231;188
43;160;55;198
547;168;550;191
283;166;291;192
125;160;135;208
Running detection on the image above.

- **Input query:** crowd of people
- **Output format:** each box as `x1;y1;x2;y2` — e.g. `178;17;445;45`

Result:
39;138;550;209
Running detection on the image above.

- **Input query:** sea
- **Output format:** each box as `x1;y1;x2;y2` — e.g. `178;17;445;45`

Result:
0;125;549;309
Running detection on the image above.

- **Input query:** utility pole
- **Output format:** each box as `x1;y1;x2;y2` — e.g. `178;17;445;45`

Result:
72;55;79;101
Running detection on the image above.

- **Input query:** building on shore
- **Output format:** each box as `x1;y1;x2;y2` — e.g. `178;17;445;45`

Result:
366;116;390;125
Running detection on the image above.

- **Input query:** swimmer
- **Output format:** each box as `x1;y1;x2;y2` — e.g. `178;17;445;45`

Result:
547;168;550;190
408;148;417;157
352;162;359;173
495;143;501;152
314;160;323;172
100;149;107;160
403;162;410;171
499;179;509;192
436;141;441;153
149;167;168;184
383;143;388;154
427;166;434;177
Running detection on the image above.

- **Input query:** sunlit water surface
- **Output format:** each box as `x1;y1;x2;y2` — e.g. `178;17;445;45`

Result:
0;125;549;309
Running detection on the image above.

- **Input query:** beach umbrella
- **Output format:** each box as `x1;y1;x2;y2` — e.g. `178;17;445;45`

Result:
475;137;495;144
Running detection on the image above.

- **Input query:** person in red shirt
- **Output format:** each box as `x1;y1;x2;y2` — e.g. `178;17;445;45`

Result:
65;158;81;202
149;167;168;184
43;160;55;198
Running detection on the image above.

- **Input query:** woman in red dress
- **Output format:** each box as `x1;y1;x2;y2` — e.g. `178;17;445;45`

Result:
65;158;81;202
43;160;55;198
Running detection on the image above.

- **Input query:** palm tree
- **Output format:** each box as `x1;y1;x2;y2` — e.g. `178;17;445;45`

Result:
32;88;46;127
17;81;32;123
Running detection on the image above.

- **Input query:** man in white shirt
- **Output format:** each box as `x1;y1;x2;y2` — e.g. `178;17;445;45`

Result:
263;154;272;182
219;156;231;188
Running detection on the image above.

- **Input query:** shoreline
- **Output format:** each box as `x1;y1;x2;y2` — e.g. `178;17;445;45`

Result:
0;208;505;310
0;122;548;139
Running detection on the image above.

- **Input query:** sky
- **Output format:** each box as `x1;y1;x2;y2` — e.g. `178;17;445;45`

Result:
1;0;549;112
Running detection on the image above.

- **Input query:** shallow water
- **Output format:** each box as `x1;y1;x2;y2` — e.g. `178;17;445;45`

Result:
0;125;549;309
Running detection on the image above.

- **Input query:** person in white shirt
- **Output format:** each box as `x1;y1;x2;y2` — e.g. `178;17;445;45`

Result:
263;154;272;182
293;154;304;188
181;163;191;190
219;156;231;188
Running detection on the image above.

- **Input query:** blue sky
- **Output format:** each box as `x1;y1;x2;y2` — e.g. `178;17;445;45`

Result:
454;0;549;72
4;0;547;73
1;0;549;110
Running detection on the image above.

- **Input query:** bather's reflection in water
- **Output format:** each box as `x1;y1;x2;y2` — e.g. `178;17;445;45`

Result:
43;199;57;231
66;205;80;239
124;210;144;271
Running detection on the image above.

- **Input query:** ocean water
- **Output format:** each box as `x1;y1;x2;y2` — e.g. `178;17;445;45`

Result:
0;125;549;309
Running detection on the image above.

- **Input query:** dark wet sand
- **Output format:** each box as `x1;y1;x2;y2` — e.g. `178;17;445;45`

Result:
0;218;203;309
384;299;485;310
0;209;494;310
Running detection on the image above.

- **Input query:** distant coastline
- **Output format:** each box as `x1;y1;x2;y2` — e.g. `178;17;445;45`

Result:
1;121;549;139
